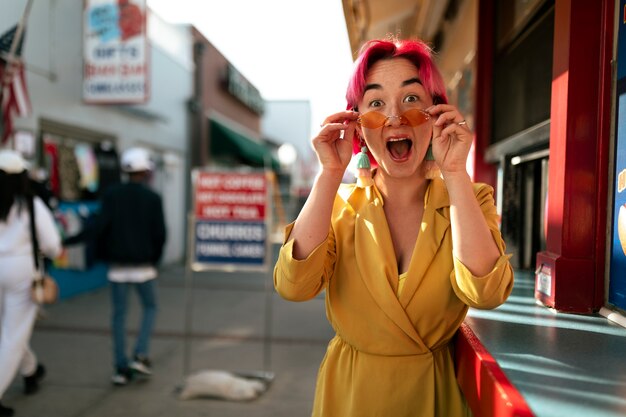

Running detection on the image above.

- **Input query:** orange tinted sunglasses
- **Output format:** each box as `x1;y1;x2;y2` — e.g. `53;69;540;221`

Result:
357;108;431;129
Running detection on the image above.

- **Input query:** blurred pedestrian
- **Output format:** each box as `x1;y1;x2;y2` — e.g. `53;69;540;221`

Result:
28;167;56;210
65;147;166;386
274;38;514;416
0;150;61;417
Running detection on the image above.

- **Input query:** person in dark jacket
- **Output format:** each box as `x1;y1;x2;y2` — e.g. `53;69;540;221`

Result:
65;147;166;386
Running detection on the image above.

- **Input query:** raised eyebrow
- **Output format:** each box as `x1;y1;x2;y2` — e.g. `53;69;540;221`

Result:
363;83;382;94
402;77;423;87
363;78;421;94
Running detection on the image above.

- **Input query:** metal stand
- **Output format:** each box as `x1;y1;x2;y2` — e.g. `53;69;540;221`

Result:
182;259;194;377
263;267;273;371
182;212;197;377
181;168;277;391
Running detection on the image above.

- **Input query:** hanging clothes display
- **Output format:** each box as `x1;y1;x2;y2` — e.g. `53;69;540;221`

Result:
74;143;99;197
57;143;82;201
43;139;61;197
40;133;122;271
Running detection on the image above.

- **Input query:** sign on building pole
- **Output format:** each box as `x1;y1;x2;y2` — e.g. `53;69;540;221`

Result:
183;168;274;378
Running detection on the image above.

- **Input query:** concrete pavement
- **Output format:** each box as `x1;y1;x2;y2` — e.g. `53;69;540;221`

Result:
3;257;333;417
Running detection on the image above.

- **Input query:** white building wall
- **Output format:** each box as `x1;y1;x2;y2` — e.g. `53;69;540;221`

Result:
1;1;193;264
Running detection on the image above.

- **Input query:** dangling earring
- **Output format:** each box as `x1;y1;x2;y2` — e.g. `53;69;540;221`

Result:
423;141;440;179
355;140;373;187
425;144;434;161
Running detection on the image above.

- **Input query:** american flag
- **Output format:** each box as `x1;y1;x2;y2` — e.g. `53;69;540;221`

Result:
0;24;31;144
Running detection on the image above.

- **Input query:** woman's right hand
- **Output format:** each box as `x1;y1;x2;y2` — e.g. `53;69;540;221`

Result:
313;111;358;175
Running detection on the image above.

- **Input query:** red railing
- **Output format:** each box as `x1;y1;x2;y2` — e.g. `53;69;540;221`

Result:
455;323;535;417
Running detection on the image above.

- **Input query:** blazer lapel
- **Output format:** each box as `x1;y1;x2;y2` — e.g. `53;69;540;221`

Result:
351;185;428;350
399;178;451;308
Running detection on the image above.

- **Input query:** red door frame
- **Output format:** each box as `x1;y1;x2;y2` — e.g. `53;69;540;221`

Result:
535;0;613;313
475;0;613;313
473;0;497;188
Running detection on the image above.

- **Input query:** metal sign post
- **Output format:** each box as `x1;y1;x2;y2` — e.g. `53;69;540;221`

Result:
182;168;274;377
182;213;196;377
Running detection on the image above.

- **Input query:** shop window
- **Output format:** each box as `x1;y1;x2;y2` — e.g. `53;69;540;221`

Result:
496;0;549;49
41;133;121;202
492;1;554;143
38;132;121;272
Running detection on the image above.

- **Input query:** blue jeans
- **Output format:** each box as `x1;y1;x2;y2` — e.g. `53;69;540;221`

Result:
110;280;157;370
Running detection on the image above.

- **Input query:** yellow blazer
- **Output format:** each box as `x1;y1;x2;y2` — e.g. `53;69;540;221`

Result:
274;177;514;417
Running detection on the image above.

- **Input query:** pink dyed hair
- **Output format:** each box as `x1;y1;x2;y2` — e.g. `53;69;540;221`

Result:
346;38;448;162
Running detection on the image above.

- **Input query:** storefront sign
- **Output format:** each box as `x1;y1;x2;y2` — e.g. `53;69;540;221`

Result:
83;0;149;103
191;171;269;270
225;64;265;115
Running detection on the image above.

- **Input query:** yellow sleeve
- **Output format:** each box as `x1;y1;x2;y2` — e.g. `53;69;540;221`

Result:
450;183;514;309
273;221;336;301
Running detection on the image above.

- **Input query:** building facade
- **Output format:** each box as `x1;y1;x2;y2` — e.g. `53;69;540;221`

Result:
342;0;624;318
1;1;192;287
189;28;278;172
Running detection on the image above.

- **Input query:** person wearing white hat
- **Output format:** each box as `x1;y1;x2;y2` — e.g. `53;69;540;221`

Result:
0;150;62;417
65;146;166;386
120;147;154;173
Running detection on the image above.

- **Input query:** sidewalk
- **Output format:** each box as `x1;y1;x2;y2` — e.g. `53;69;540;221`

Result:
3;260;334;417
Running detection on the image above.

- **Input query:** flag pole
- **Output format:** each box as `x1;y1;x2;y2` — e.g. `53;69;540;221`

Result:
2;0;34;85
2;0;34;147
8;0;33;57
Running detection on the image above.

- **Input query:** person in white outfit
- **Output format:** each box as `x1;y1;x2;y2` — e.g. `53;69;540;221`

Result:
0;150;61;417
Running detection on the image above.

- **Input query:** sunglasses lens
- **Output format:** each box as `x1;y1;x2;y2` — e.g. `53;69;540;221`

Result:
403;109;430;127
358;109;430;128
358;111;388;129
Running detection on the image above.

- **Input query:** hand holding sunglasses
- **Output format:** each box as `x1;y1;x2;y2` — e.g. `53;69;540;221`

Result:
428;104;473;177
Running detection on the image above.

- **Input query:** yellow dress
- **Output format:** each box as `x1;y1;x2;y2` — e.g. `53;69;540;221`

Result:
274;177;513;417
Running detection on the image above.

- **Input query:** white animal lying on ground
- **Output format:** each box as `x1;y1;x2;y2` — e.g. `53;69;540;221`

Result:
178;370;267;401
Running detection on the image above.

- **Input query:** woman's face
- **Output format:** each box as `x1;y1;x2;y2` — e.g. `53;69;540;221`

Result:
356;57;434;180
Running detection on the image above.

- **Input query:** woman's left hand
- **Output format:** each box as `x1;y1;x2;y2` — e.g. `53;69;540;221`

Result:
427;104;472;177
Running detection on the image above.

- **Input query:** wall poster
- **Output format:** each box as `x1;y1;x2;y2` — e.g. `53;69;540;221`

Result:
608;0;626;311
83;0;149;103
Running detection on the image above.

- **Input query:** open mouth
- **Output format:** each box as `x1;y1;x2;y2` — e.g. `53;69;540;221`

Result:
386;138;413;161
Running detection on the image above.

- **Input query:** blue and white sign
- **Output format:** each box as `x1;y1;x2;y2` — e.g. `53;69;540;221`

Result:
195;221;266;265
609;0;626;311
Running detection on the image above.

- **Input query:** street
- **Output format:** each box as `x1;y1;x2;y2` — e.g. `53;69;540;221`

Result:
3;261;333;417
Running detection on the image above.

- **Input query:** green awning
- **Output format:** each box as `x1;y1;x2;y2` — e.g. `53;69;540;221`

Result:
210;119;279;171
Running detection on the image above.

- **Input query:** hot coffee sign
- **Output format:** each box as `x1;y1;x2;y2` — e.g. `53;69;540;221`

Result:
191;171;269;270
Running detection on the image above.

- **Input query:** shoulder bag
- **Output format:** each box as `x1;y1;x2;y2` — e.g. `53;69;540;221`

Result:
27;196;59;305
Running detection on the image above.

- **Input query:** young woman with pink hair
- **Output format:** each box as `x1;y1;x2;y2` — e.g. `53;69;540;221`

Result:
274;38;513;416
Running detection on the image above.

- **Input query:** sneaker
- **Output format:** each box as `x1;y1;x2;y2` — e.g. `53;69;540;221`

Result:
129;355;152;376
0;402;14;417
23;363;46;395
111;367;133;386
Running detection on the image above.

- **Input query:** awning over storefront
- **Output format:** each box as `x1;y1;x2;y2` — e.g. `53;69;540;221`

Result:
209;119;279;171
